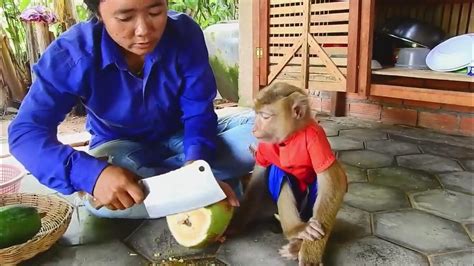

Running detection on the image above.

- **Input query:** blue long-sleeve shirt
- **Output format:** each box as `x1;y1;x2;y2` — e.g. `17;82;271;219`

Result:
8;11;218;195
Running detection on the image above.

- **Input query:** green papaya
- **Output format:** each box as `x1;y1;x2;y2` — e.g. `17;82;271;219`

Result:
0;204;42;249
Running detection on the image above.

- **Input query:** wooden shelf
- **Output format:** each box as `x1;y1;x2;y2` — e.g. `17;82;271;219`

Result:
372;67;473;83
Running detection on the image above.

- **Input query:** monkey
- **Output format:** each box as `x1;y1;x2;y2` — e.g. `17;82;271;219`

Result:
228;82;348;265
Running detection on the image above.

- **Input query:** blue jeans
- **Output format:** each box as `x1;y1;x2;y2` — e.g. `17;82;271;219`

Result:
84;108;256;219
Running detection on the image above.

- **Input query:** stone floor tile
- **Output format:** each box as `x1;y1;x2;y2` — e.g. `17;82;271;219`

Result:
420;144;474;160
124;218;221;262
438;171;474;195
0;139;9;158
57;131;91;147
430;249;474;266
331;205;371;243
341;163;368;183
397;154;464;174
374;209;472;254
22;240;148;266
339;128;388;141
328;136;364;151
368;167;440;192
344;183;410;212
366;139;420;156
386;127;474;150
339;150;394;169
325;236;429;266
19;174;56;194
59;206;143;246
216;222;292;266
463;223;474;242
319;123;340;137
462;160;474;172
410;189;474;223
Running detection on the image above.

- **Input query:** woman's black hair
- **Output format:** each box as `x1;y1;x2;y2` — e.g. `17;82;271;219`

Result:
83;0;101;17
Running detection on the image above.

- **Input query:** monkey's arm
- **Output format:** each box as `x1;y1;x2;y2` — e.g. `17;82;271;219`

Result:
299;160;347;265
227;165;268;234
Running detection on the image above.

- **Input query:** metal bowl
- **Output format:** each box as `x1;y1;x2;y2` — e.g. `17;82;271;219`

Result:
381;18;445;49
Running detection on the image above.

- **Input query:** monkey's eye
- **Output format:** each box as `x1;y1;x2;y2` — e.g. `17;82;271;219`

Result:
259;112;273;120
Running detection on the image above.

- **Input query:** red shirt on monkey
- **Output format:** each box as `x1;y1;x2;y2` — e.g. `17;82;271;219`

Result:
255;121;336;221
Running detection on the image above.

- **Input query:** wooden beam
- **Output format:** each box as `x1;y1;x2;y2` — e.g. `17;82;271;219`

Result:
301;0;311;89
346;0;361;93
267;38;304;84
371;84;474;107
357;0;376;96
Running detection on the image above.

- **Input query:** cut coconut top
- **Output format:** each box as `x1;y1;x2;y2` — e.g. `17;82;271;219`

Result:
167;208;213;247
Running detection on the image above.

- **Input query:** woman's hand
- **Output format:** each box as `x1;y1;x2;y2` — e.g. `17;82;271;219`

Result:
217;180;240;207
92;165;145;210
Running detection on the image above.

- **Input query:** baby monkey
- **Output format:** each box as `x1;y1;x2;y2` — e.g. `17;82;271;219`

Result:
230;82;348;265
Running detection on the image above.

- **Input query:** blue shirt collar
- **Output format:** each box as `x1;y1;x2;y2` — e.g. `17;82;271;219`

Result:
100;24;165;70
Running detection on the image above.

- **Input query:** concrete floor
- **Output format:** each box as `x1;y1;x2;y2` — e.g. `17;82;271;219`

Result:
5;114;473;266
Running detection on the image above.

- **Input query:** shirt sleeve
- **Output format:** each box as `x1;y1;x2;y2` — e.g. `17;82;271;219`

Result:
177;16;218;163
8;44;108;195
307;124;336;173
255;143;272;167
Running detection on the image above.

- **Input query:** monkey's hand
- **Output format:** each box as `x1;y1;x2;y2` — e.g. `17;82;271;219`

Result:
279;239;302;261
295;217;325;241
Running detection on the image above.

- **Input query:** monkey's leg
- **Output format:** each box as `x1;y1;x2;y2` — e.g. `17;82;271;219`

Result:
299;161;347;265
228;165;269;234
277;182;307;260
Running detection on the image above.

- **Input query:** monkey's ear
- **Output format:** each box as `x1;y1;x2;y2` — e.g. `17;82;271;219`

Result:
290;93;309;120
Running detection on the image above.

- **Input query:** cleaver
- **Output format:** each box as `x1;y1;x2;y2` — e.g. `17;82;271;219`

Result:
140;160;226;218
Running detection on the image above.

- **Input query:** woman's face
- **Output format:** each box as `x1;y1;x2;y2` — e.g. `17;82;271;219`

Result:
99;0;168;56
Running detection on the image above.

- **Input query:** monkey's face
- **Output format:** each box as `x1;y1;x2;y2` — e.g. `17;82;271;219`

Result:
253;101;294;143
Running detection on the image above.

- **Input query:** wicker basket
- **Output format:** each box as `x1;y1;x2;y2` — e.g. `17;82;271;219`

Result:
0;193;74;265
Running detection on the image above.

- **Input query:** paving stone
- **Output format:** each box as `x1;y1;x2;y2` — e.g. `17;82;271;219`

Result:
57;131;91;147
368;167;440;192
374;209;473;254
59;206;143;246
344;183;410;212
397;154;463;174
463;223;474;242
339;128;388;141
22;240;148;266
410;189;474;223
462;160;474;172
331;205;371;243
0;139;9;157
341;163;367;183
420;144;474;160
321;125;340;137
216;222;292;266
366;139;420;156
325;236;428;266
430;249;474;266
125;218;221;262
438;171;474;195
386;127;474;150
19;174;56;194
328;136;364;151
339;150;394;169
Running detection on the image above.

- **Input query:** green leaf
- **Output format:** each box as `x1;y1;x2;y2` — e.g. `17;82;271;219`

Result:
19;0;30;12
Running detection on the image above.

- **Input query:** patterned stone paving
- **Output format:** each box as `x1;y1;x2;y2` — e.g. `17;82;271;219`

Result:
7;115;473;266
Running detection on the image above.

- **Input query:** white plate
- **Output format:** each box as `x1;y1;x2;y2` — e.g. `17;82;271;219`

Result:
426;34;473;72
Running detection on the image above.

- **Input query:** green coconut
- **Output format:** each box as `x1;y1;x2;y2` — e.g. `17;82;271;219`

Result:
166;200;234;248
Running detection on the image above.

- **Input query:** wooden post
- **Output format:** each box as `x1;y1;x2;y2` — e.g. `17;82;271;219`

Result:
24;22;54;82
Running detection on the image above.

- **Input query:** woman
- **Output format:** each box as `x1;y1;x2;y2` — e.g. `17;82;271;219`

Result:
8;0;255;218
